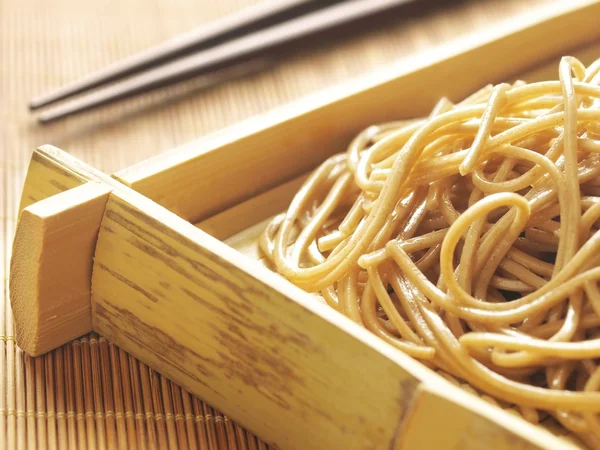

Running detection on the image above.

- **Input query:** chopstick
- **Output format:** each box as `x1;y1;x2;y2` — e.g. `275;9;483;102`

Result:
29;0;334;111
35;0;421;123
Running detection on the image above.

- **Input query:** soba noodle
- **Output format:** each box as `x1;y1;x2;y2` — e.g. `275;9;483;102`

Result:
260;56;600;447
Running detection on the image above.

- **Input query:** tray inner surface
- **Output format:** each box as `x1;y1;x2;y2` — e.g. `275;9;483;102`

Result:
197;40;600;260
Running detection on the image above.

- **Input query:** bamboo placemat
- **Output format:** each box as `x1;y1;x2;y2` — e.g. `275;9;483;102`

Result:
0;0;584;448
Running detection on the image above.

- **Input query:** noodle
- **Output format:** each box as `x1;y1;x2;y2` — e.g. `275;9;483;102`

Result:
259;56;600;447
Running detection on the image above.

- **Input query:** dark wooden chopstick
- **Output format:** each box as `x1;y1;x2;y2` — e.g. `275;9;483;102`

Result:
36;0;420;123
30;0;335;110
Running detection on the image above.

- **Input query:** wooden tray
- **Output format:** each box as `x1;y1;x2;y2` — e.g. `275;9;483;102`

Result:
10;2;600;449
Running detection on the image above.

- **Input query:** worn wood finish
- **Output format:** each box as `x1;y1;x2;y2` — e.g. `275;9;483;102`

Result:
114;0;600;224
12;146;114;356
12;143;178;357
10;145;145;357
11;158;571;448
92;188;422;450
11;148;578;448
90;188;571;450
10;183;111;355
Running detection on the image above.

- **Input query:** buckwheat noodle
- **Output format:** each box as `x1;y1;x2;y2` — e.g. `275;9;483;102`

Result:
260;56;600;447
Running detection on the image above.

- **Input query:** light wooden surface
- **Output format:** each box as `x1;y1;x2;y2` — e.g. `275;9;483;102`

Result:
12;145;575;449
2;0;598;448
395;382;557;450
90;185;569;450
117;0;600;225
196;174;308;241
91;188;420;450
11;183;111;356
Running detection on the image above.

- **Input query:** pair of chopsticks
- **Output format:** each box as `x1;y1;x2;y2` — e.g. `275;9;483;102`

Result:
31;0;425;123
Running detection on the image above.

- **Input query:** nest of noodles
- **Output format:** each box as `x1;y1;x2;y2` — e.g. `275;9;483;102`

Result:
260;56;600;448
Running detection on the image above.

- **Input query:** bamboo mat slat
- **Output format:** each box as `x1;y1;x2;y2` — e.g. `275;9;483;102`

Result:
0;0;587;448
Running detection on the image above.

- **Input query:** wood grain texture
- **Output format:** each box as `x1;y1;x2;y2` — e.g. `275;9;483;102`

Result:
11;145;140;357
3;0;598;448
10;183;111;356
114;0;600;224
18;143;128;214
91;189;424;450
90;188;569;450
18;148;90;213
8;144;280;448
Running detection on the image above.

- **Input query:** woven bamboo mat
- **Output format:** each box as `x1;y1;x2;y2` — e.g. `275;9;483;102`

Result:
0;0;583;448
